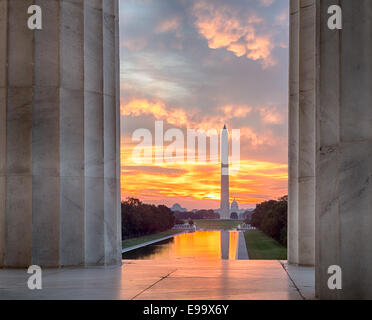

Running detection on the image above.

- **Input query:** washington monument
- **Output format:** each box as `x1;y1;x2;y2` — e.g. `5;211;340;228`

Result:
220;125;230;219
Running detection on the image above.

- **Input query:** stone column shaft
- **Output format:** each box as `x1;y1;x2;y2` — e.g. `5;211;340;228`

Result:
288;0;316;266
0;0;7;267
316;0;372;299
0;0;121;268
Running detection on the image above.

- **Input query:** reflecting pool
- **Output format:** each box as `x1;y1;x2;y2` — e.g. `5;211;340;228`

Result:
123;230;241;260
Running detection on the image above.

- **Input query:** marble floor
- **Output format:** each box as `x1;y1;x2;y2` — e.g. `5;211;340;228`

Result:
0;260;315;300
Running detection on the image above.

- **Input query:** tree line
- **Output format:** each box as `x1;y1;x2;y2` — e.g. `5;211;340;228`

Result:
122;198;175;240
174;209;220;221
246;196;288;246
174;210;252;221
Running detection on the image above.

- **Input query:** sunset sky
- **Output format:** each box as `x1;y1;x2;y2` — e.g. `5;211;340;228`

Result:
119;0;289;210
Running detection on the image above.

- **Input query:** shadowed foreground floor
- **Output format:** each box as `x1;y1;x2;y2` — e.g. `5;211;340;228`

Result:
0;260;314;300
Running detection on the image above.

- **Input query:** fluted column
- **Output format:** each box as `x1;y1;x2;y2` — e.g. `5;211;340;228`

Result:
0;0;7;267
0;0;121;268
316;0;372;299
288;0;316;266
291;0;372;299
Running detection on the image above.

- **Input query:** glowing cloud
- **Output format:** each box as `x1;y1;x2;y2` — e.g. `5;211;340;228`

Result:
227;42;247;57
246;34;276;68
120;0;289;209
121;142;288;209
192;1;276;68
122;98;283;132
121;98;190;127
260;0;275;7
156;16;182;33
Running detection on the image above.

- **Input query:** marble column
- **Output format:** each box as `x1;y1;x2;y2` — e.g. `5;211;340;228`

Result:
288;0;316;266
316;0;372;299
0;0;6;267
0;0;121;268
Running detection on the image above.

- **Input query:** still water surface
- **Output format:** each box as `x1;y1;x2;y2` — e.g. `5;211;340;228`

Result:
123;230;240;260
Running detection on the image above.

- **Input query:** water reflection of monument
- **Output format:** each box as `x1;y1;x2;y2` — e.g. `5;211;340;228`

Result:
123;231;247;260
220;230;240;260
220;231;230;259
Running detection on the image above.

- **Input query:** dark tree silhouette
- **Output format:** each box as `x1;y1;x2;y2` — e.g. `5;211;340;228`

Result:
122;198;175;240
174;209;220;220
246;196;288;246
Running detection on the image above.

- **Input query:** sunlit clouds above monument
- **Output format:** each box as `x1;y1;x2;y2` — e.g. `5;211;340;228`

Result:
120;0;289;209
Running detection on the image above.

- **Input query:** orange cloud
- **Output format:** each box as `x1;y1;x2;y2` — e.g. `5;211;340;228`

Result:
121;142;287;209
121;98;190;127
122;38;147;51
227;42;247;57
258;106;284;124
122;98;282;129
275;9;289;27
219;105;252;118
156;16;182;33
246;34;276;68
240;127;285;149
192;1;276;68
121;98;285;152
121;98;224;130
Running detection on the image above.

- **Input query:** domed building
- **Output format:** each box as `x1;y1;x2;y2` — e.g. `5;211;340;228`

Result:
230;199;239;213
217;197;248;219
171;203;187;212
229;198;239;219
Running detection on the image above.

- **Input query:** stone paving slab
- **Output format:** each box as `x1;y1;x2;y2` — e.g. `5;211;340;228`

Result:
0;260;315;300
280;261;316;300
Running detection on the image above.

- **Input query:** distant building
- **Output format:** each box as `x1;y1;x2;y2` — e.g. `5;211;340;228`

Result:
171;203;187;212
217;198;249;219
231;199;239;212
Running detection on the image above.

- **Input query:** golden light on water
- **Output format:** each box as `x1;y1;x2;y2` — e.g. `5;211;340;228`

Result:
228;231;239;260
174;231;222;259
123;231;243;261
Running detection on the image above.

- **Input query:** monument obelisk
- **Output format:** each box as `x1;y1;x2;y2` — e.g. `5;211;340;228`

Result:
220;125;230;219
